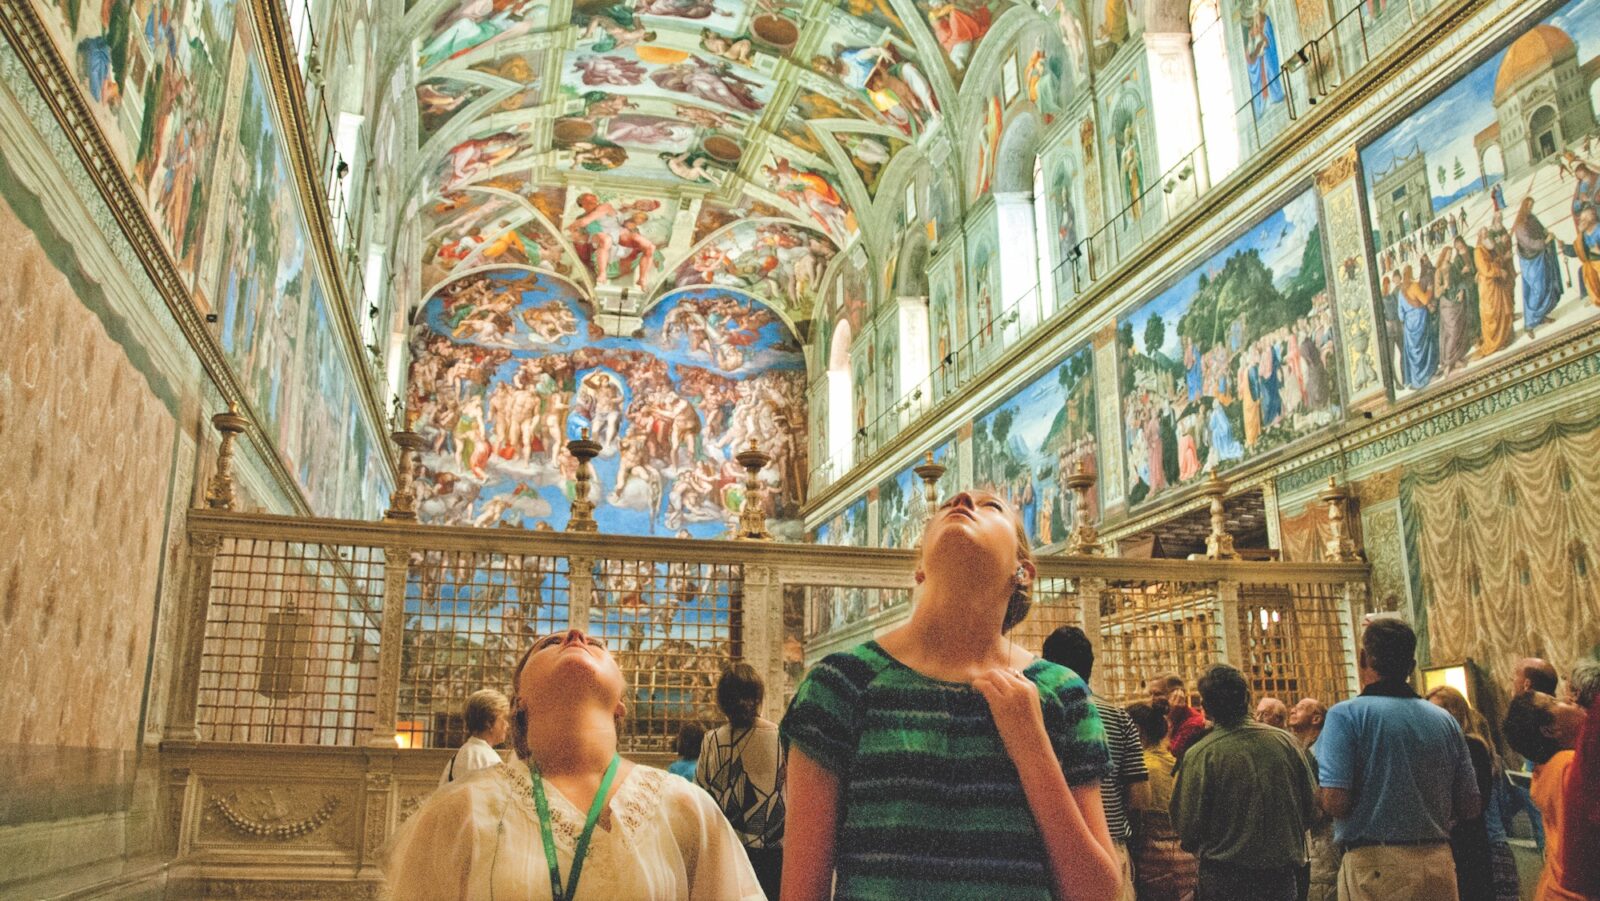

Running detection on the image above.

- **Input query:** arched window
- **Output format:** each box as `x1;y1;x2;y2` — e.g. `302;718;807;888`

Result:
892;231;932;418
1032;155;1057;316
1190;0;1240;183
992;114;1044;336
827;319;854;477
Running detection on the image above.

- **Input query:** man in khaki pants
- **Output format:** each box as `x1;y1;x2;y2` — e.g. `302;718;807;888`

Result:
1316;618;1480;900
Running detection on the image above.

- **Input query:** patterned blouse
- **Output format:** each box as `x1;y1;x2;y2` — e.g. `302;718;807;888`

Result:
781;641;1110;901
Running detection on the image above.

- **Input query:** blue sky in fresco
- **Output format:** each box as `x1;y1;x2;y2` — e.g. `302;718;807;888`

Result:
1361;0;1600;206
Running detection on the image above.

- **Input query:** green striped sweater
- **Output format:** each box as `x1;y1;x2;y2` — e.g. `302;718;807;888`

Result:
781;640;1110;900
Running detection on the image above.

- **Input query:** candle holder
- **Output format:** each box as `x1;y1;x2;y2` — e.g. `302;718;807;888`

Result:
384;428;429;521
566;428;602;533
735;439;772;541
1319;477;1362;562
1065;459;1104;556
1190;470;1238;560
205;402;249;510
912;451;946;526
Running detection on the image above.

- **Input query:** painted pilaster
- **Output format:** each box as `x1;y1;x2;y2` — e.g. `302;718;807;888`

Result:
1092;322;1126;519
1316;148;1389;408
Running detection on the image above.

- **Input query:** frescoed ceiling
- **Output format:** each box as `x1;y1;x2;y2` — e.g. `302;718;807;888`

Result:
397;0;1032;326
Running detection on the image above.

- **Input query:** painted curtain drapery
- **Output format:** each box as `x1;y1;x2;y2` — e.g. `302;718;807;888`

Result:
1402;416;1600;690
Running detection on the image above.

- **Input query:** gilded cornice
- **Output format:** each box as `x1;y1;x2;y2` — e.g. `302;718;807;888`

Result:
1314;147;1360;193
246;0;400;483
0;0;314;517
803;0;1497;521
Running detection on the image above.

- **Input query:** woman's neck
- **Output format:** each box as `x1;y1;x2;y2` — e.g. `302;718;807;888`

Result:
886;572;1015;678
524;708;617;777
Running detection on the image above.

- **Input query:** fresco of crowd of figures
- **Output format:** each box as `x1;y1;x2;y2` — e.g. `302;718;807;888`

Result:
812;0;1600;573
405;273;809;536
21;0;1600;532
30;0;395;518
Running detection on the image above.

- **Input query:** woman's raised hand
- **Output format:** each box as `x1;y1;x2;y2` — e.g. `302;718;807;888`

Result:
973;668;1051;767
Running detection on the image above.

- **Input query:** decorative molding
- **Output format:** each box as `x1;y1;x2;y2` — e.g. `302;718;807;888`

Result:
1276;339;1600;495
1313;147;1359;194
0;0;318;516
207;792;341;841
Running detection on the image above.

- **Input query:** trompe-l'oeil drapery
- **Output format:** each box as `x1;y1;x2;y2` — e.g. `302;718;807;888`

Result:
1402;415;1600;690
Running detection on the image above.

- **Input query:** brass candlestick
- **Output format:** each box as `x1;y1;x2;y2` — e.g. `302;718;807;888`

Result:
1198;470;1238;560
735;439;772;540
1065;459;1104;556
566;428;602;532
1319;477;1362;562
205;402;249;510
384;428;428;521
912;451;946;525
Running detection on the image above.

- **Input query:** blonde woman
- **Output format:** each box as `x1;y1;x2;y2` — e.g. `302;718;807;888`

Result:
387;630;763;900
781;490;1121;901
439;689;510;786
1427;685;1516;901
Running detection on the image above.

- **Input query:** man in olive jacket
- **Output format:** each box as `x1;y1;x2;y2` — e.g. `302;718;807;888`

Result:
1171;664;1317;901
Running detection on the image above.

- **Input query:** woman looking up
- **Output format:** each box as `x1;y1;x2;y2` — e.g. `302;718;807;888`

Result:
386;630;763;900
781;490;1122;901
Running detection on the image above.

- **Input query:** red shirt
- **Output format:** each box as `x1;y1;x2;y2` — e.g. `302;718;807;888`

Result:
1168;707;1210;762
1560;696;1600;897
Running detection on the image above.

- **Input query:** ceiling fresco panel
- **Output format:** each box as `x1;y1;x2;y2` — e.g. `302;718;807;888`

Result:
394;0;988;358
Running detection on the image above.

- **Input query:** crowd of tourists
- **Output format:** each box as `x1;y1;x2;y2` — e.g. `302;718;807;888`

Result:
385;490;1597;901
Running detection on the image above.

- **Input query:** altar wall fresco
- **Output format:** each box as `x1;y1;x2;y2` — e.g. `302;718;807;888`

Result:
406;271;808;537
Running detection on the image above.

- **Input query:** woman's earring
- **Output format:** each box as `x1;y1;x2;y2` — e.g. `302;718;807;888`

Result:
1015;566;1027;583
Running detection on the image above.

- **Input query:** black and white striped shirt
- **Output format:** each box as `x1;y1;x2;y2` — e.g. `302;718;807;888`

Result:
1093;696;1149;843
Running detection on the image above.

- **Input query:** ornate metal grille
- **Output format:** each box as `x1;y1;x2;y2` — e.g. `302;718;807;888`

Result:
592;557;741;754
399;550;570;749
197;538;384;745
1235;582;1353;707
1009;577;1086;658
1094;581;1223;706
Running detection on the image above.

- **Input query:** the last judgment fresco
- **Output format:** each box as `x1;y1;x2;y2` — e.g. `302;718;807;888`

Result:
406;269;808;537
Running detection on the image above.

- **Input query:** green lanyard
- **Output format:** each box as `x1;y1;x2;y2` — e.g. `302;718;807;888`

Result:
529;755;620;901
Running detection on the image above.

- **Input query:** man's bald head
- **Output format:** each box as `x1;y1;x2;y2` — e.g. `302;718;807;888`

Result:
1288;698;1327;746
1514;657;1558;696
1255;697;1288;729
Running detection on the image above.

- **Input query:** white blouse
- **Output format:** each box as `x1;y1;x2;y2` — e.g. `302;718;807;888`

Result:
439;737;505;787
388;760;765;901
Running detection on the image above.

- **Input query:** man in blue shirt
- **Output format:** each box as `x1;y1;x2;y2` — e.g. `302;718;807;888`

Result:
1318;617;1479;901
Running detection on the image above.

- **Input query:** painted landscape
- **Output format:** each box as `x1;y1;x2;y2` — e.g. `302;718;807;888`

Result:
972;344;1099;548
877;439;954;549
1117;187;1337;505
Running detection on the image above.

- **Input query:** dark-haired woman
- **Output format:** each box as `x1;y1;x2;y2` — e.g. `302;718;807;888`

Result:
1127;700;1198;901
386;630;763;900
698;663;785;898
781;490;1121;901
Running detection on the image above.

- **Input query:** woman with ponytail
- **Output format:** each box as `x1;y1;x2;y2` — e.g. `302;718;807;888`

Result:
386;630;763;900
698;663;786;898
780;490;1122;901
